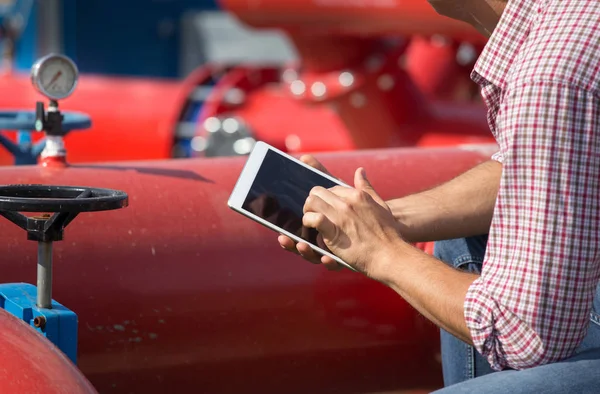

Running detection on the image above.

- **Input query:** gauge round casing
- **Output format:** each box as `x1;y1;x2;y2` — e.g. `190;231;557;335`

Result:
30;54;79;100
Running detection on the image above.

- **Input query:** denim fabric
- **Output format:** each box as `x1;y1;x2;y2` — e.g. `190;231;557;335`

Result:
433;235;600;392
434;348;600;394
434;235;496;386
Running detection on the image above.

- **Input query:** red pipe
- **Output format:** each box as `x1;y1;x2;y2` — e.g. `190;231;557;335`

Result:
0;145;497;393
0;309;96;393
213;0;491;152
279;37;430;149
0;71;197;165
405;36;462;99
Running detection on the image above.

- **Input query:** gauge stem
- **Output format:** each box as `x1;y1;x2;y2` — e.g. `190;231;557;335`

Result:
48;100;58;112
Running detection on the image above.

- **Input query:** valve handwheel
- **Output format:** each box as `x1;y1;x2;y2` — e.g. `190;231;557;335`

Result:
0;184;128;213
0;184;128;309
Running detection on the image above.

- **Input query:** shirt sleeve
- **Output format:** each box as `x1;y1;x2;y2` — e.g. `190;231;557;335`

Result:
464;80;600;370
491;150;504;164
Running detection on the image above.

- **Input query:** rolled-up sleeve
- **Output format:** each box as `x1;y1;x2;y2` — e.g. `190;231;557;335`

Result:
490;150;504;163
464;81;600;370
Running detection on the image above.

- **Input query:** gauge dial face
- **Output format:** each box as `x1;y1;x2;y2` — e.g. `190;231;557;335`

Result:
31;54;79;100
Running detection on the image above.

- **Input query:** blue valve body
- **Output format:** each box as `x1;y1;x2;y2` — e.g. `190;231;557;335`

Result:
0;283;78;363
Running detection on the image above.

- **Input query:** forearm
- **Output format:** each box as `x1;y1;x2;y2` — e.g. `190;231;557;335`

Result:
388;159;502;243
376;241;477;344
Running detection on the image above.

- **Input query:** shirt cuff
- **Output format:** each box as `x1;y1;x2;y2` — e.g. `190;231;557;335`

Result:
464;276;545;371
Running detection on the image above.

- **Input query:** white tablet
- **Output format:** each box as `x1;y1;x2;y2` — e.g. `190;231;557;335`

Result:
228;141;356;271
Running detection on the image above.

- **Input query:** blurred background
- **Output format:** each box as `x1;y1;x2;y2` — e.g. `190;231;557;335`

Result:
1;0;295;78
0;0;497;165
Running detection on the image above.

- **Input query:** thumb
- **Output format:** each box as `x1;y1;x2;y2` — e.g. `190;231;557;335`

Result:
354;167;372;190
354;168;385;204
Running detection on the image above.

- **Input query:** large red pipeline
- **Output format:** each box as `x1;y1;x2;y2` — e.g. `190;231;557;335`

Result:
0;71;193;165
0;145;497;393
0;309;96;393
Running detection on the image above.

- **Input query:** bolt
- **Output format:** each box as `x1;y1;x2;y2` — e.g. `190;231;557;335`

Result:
33;315;46;329
338;72;354;87
223;88;246;106
456;43;477;66
350;93;367;108
282;69;298;83
431;34;450;47
203;117;221;133
222;118;239;134
190;136;207;152
311;82;327;98
365;56;384;73
377;74;395;91
290;80;306;95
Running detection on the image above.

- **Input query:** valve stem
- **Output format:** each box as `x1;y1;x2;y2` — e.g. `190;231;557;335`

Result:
36;241;53;309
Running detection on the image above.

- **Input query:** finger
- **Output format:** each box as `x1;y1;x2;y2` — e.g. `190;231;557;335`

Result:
302;212;336;236
299;155;329;174
296;242;325;264
328;185;356;199
308;186;347;211
303;193;336;216
321;255;344;271
278;234;298;253
354;167;386;206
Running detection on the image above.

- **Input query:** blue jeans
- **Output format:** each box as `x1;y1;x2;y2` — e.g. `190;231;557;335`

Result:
432;235;600;393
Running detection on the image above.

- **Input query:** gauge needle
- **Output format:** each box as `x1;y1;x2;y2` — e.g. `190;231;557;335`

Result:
47;70;62;87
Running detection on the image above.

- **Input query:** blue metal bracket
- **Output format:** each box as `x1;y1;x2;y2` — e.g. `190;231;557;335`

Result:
0;110;91;165
0;283;78;363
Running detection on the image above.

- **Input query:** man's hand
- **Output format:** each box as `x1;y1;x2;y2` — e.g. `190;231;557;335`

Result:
279;155;502;272
277;155;344;270
302;167;403;278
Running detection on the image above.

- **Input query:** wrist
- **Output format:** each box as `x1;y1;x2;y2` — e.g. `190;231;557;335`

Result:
387;194;443;244
386;198;415;242
368;235;411;285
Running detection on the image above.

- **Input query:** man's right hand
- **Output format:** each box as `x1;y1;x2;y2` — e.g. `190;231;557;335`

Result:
277;155;344;271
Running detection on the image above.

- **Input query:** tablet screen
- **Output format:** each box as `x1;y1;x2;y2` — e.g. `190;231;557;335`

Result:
242;149;337;248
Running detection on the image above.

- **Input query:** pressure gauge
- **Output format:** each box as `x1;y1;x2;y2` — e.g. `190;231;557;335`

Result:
30;54;79;100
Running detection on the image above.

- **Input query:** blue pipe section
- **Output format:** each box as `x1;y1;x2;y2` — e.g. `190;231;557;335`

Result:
0;110;91;165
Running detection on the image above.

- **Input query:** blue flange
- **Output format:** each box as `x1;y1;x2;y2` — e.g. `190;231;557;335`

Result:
0;110;91;131
0;283;78;363
0;110;91;165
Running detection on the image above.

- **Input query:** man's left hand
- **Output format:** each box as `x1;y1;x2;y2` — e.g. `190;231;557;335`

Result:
302;167;402;278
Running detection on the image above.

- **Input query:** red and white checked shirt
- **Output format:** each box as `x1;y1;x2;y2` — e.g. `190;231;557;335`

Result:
464;0;600;371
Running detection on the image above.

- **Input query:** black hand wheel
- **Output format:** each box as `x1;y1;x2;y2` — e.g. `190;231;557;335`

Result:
0;184;128;309
0;184;128;242
0;184;127;212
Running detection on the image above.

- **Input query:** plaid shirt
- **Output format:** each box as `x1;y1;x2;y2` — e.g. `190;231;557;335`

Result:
464;0;600;370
